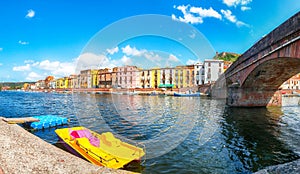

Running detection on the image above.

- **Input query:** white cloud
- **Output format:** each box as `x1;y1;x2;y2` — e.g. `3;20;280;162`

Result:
223;0;252;7
106;46;119;55
241;6;251;11
51;62;76;77
121;55;133;65
236;21;248;27
76;52;115;71
26;59;76;77
172;5;222;24
0;63;2;66
19;40;29;45
190;7;222;19
189;32;196;39
37;60;60;71
221;9;236;23
122;45;146;56
172;5;203;24
25;9;35;18
168;54;180;62
144;52;162;62
13;64;31;71
24;60;34;64
26;72;42;81
221;9;248;27
186;59;198;65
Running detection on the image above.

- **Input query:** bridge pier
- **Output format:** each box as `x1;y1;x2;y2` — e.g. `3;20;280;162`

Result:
227;87;282;107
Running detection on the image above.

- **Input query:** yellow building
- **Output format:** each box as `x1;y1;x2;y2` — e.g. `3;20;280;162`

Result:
174;65;194;88
91;69;98;88
55;78;63;89
56;77;69;89
151;68;161;88
78;69;98;88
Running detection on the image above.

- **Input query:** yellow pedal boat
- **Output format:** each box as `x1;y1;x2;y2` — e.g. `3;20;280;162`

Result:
55;126;145;169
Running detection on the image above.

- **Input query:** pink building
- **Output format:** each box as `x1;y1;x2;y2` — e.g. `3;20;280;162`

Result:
116;66;140;89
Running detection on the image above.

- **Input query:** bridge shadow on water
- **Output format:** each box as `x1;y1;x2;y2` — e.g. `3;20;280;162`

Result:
221;106;300;172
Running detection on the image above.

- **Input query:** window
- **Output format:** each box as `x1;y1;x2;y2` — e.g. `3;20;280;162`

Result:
207;74;211;79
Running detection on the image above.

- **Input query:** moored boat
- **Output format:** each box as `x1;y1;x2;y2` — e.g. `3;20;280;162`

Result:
55;127;145;169
174;92;201;97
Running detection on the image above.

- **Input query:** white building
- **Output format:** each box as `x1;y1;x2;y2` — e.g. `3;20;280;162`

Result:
194;62;204;85
280;74;300;90
203;60;224;84
49;80;56;89
160;68;175;87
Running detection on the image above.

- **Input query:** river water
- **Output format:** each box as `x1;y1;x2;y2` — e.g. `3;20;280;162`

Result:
0;91;299;173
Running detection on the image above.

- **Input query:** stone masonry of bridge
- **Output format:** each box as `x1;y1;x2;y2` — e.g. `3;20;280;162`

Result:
213;11;300;107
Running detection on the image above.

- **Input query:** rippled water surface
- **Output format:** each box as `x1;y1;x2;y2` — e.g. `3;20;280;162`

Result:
0;91;299;173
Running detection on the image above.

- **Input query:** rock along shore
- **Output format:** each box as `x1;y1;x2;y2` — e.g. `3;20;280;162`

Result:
254;159;300;174
0;117;133;174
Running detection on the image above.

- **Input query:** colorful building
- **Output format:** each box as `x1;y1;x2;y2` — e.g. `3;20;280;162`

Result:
91;70;98;88
79;69;97;88
98;68;112;88
158;67;175;88
116;66;140;89
68;75;77;89
111;67;118;88
151;68;161;88
34;58;228;90
140;69;151;88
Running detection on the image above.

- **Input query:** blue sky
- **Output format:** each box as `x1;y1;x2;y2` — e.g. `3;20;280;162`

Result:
0;0;299;82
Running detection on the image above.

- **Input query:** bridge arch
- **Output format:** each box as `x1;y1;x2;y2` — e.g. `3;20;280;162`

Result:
213;12;300;107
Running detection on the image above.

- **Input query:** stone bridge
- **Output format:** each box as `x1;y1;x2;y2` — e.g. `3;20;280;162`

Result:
213;12;300;107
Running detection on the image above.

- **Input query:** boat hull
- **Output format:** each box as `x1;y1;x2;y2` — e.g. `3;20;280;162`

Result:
174;92;201;97
55;127;145;169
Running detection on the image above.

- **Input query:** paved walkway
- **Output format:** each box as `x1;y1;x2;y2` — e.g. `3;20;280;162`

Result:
0;117;132;174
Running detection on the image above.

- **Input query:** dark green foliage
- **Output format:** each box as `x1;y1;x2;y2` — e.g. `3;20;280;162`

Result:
214;52;240;62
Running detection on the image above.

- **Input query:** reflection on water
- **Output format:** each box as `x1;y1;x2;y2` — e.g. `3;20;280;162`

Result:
221;107;299;172
0;91;299;173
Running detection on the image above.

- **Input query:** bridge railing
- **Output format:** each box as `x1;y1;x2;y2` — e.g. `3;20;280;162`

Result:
225;12;300;77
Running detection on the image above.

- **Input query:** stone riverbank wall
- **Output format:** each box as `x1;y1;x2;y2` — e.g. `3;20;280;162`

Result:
0;117;132;174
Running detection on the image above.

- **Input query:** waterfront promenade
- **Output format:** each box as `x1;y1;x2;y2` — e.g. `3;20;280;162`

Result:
0;117;131;174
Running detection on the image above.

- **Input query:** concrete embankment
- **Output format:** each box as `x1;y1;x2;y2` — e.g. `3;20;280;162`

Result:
255;159;300;174
0;117;132;174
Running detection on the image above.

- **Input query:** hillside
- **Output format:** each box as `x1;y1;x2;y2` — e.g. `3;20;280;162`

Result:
214;52;240;62
0;82;34;90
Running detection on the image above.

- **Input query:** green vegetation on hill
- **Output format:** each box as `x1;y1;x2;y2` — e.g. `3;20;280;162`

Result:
214;52;240;62
0;82;34;90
